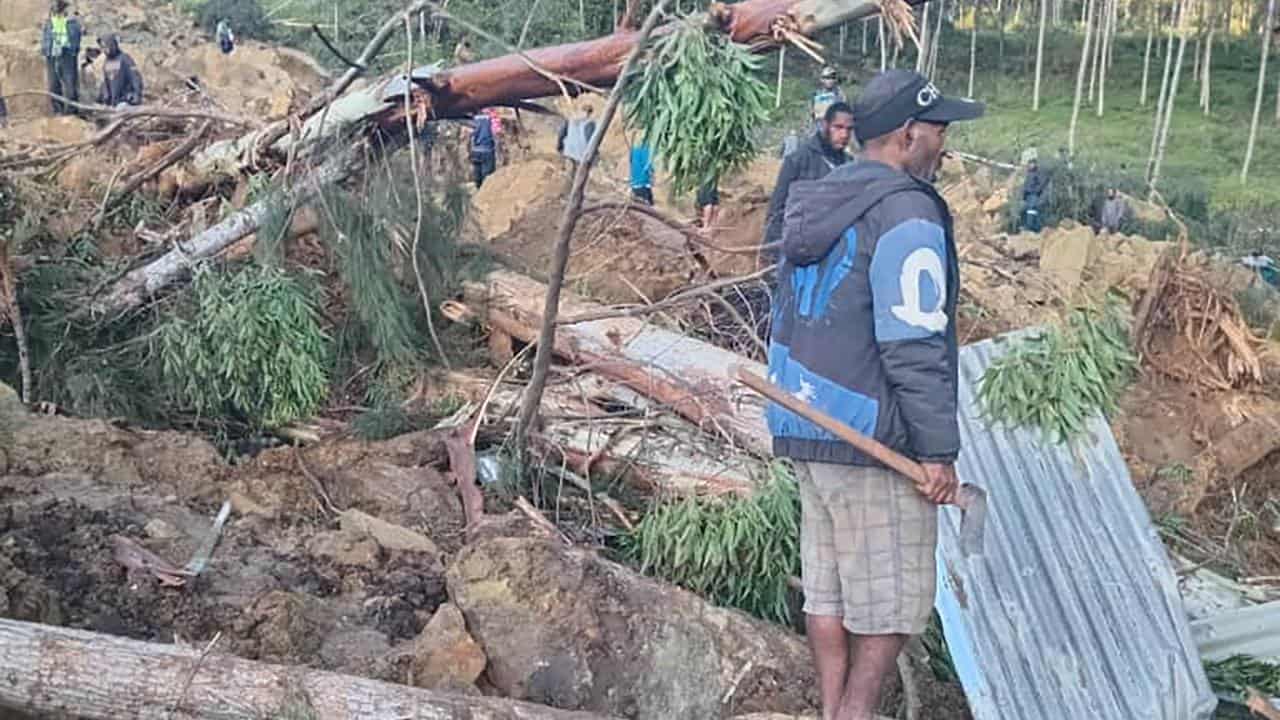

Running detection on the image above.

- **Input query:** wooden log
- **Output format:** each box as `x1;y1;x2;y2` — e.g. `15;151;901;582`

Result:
0;618;615;720
193;0;925;176
464;270;772;458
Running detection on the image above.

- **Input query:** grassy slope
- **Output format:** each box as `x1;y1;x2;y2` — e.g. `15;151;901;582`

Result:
763;24;1280;236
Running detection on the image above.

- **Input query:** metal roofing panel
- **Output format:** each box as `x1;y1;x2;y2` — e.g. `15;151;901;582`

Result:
1192;600;1280;663
935;333;1218;720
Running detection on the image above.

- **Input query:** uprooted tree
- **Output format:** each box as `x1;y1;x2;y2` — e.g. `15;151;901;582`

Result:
82;0;927;320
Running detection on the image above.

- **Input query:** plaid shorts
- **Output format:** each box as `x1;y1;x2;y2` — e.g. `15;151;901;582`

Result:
797;461;938;635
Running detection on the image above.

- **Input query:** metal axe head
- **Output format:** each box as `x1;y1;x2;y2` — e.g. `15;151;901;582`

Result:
956;484;988;558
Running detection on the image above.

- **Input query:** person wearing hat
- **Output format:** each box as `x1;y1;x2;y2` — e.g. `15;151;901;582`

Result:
810;65;846;130
766;69;983;720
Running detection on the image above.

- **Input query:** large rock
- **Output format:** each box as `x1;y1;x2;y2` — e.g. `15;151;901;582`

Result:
447;536;817;720
1038;225;1102;296
407;602;487;693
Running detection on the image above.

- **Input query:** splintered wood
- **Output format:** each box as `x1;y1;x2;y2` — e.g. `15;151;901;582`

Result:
1139;256;1265;391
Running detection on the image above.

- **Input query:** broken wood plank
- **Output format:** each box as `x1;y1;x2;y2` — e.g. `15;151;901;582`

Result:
464;270;772;458
0;619;615;720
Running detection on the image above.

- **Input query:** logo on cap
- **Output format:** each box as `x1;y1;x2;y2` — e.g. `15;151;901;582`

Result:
916;82;941;108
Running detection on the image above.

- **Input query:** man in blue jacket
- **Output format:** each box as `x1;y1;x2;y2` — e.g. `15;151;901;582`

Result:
469;112;496;189
41;0;83;115
768;69;983;720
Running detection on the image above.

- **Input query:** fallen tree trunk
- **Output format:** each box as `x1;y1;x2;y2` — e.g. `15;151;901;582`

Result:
463;270;771;457
193;0;923;176
0;618;615;720
83;153;358;320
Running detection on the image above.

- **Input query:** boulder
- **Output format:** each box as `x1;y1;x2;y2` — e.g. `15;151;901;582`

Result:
407;602;487;693
447;536;817;720
1038;225;1101;296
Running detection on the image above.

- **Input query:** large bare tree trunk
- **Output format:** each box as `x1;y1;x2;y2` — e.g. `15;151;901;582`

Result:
0;619;613;720
1151;0;1192;192
1068;0;1098;154
1142;6;1155;106
1242;0;1276;180
1034;0;1049;109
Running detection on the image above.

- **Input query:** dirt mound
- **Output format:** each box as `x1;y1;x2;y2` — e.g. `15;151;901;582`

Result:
0;0;327;135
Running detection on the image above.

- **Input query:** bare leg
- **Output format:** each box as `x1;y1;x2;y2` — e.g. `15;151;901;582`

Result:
837;633;908;720
805;613;849;720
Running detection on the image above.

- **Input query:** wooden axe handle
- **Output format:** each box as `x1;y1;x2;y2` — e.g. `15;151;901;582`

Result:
735;367;929;487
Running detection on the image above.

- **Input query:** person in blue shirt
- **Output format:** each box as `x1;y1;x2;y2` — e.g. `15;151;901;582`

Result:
469;112;496;189
810;65;846;132
629;141;654;206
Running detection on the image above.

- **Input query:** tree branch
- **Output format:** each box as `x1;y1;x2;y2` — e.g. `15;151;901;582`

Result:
514;0;672;448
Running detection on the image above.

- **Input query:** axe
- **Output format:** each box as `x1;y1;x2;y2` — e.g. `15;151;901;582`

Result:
735;367;988;557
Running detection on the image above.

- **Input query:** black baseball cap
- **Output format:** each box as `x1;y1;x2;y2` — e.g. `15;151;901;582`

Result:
852;70;985;144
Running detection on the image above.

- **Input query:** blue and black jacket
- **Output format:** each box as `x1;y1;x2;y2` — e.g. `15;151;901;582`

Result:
767;160;960;466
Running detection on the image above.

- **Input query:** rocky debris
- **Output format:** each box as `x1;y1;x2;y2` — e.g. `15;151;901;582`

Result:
9;412;224;498
405;602;488;693
447;536;817;719
339;508;440;556
1038;224;1103;296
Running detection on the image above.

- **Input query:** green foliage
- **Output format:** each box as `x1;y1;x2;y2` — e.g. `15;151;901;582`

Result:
625;18;771;196
1205;655;1280;698
157;264;331;428
1237;285;1280;339
1155;463;1194;485
921;612;959;683
978;297;1137;443
620;463;800;624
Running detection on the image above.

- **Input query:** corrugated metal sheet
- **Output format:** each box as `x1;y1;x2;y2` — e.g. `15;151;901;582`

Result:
1192;600;1280;663
935;333;1218;720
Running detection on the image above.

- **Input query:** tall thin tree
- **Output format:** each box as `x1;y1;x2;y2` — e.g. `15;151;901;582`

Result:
1097;0;1113;115
969;0;980;96
1243;0;1275;179
1151;0;1193;192
880;15;889;70
1142;3;1156;105
1088;0;1105;101
928;0;946;76
1148;0;1179;178
918;2;932;72
1034;0;1049;109
1069;0;1098;153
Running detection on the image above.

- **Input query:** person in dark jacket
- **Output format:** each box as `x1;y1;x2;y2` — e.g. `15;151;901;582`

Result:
469;112;496;189
760;101;854;267
41;0;83;115
96;34;143;107
768;69;982;720
216;19;235;54
1020;158;1048;233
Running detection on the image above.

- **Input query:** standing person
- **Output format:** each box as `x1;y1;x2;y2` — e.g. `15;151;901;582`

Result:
216;19;235;55
811;65;846;131
761;101;854;267
96;34;143;108
768;69;983;720
1020;158;1048;233
468;111;496;189
696;177;720;234
557;106;596;169
629;139;654;206
41;0;83;115
1098;188;1129;234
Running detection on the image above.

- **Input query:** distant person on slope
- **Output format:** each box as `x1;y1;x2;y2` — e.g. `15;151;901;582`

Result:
41;0;83;115
810;65;846;131
1020;158;1048;233
469;111;497;189
629;139;654;206
96;34;143;108
1099;188;1129;234
216;19;235;55
557;106;596;169
761;101;854;268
